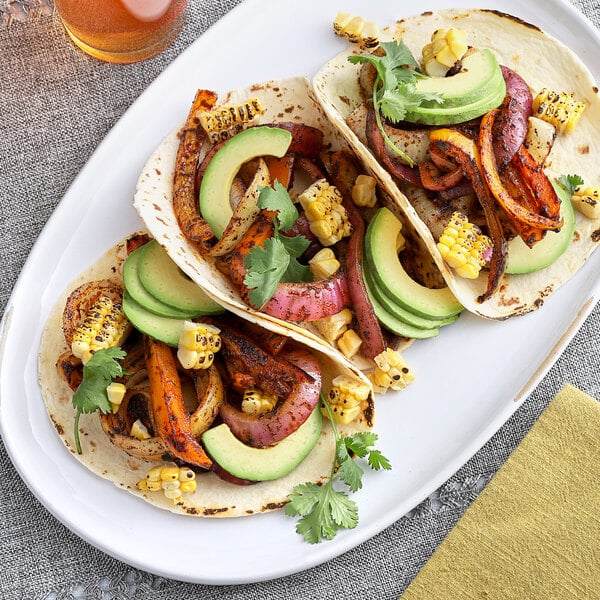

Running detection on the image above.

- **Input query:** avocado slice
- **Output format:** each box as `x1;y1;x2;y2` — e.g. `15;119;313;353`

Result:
123;245;201;318
201;404;323;481
199;126;292;238
364;267;459;330
363;273;440;339
404;50;506;125
122;291;185;346
364;207;463;320
137;240;223;315
506;182;575;274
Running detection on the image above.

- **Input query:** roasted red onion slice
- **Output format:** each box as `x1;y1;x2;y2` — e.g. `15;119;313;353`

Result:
219;346;322;448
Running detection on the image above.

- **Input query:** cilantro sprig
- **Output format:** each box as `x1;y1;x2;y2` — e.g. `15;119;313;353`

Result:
72;346;127;454
243;181;311;308
348;40;443;166
557;173;584;196
285;397;391;543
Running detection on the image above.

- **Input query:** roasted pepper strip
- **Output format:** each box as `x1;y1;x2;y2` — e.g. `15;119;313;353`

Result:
480;109;563;243
145;336;212;469
172;89;219;255
429;128;507;303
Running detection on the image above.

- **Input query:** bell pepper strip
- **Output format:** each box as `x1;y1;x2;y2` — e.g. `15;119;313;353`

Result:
172;89;219;255
512;145;563;220
492;66;533;167
366;107;422;186
144;336;213;469
218;340;322;448
229;211;351;321
319;150;387;358
418;160;465;191
429;128;507;303
264;154;296;189
480;109;563;243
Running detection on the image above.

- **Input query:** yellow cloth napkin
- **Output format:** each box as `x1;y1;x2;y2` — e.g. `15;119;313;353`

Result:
400;384;600;600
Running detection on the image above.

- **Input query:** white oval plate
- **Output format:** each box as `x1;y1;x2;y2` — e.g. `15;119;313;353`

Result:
1;0;599;585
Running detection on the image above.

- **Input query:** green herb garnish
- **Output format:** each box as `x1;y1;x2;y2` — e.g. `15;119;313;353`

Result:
557;174;584;196
285;397;391;543
243;180;311;308
71;346;127;454
349;40;443;166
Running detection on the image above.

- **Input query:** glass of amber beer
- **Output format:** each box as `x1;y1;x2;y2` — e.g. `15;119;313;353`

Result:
53;0;188;63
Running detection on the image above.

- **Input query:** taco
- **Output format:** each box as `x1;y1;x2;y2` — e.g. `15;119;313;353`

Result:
312;9;600;319
39;232;378;518
134;76;458;391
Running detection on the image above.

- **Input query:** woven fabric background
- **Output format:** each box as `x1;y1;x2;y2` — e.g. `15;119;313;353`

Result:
0;1;598;599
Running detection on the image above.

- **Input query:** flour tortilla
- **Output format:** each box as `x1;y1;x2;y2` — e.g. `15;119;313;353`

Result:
38;234;372;518
312;9;600;319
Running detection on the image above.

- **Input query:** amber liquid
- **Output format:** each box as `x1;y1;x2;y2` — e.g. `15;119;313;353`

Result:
54;0;188;63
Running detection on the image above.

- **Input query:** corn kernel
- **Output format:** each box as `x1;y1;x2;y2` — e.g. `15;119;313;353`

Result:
313;308;353;344
337;329;363;358
309;248;341;280
177;321;221;370
369;348;415;392
422;28;468;77
160;466;180;482
199;97;264;142
352;174;378;208
130;419;151;440
179;480;197;493
106;381;126;413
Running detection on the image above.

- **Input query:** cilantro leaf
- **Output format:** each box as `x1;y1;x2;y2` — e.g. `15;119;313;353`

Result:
348;39;442;165
244;237;291;308
286;396;392;543
285;482;359;543
71;347;126;454
558;174;584;196
258;180;299;231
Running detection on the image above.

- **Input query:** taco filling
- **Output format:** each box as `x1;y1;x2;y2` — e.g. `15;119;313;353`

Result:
40;231;391;530
135;76;461;384
313;9;600;319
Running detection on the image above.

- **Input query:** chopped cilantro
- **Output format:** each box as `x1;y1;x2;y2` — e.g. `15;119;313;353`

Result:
285;397;392;543
72;346;126;454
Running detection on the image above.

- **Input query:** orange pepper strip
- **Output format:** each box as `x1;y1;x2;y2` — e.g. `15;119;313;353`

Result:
145;336;212;469
429;128;507;303
479;109;563;234
264;155;296;189
511;145;563;221
172;89;219;256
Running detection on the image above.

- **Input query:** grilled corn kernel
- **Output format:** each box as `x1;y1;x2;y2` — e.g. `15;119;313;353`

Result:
313;308;353;345
106;381;126;413
325;375;371;425
334;12;380;48
422;28;468;77
572;185;600;219
198;97;263;142
71;295;130;364
437;212;492;279
337;329;363;359
532;89;586;134
241;389;278;415
308;248;341;280
130;419;151;440
351;174;378;208
137;464;197;502
367;348;415;393
299;179;352;247
177;321;221;370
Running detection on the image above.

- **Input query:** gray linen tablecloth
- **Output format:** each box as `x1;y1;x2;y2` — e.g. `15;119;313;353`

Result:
1;1;598;598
